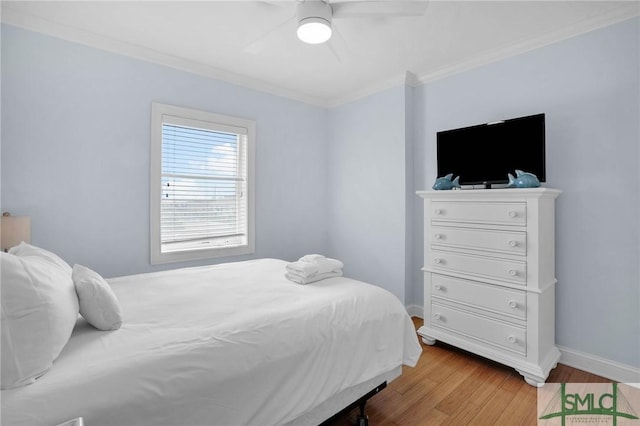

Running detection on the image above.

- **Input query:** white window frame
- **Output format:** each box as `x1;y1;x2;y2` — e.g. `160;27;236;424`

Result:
150;102;255;264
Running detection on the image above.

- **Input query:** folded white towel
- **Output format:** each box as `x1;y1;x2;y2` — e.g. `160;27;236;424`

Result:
285;255;344;278
285;261;318;277
299;254;325;262
285;271;342;285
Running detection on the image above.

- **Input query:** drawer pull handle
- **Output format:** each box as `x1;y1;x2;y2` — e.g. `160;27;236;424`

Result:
433;313;441;320
509;269;517;277
434;233;442;240
508;300;518;309
508;211;517;218
507;335;517;344
434;209;442;216
434;258;442;265
508;240;517;247
434;284;442;291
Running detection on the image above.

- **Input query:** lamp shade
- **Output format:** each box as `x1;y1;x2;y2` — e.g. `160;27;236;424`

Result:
297;17;332;44
296;0;333;44
1;214;31;252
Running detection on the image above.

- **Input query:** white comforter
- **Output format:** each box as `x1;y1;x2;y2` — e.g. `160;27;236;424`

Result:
1;258;422;426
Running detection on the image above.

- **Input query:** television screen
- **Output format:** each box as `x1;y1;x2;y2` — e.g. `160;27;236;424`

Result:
436;113;546;187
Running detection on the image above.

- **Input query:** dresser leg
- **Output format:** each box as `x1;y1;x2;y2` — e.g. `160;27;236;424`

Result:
421;336;436;345
520;372;545;388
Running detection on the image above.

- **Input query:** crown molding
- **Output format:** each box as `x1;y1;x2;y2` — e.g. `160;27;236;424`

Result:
324;72;415;108
414;2;640;86
0;5;330;108
325;70;422;108
2;3;638;109
309;4;640;107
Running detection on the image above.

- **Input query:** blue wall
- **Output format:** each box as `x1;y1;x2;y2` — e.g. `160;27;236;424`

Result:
411;17;639;368
1;24;329;278
327;85;410;302
2;17;638;371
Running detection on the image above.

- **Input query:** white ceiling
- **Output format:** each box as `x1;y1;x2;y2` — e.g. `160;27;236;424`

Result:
2;1;638;107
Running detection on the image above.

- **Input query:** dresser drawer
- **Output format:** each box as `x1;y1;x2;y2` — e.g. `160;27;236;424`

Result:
430;250;526;285
431;303;526;355
431;274;526;319
431;201;526;226
431;226;526;256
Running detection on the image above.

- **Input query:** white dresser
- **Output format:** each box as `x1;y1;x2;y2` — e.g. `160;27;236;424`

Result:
417;188;562;386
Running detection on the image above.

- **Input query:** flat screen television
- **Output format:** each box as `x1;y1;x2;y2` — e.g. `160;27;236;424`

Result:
436;113;546;188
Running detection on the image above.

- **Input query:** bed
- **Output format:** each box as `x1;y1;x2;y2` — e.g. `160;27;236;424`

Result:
1;251;422;426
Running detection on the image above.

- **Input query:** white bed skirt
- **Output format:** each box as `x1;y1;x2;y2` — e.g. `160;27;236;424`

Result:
286;365;402;425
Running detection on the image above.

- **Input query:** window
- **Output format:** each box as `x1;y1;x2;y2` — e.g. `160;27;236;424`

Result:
150;102;255;264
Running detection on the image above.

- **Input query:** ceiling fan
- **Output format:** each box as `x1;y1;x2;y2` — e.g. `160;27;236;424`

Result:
245;1;428;58
295;0;429;44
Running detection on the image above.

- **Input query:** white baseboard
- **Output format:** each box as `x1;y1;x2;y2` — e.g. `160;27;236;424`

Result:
405;304;640;383
558;345;640;383
406;304;423;319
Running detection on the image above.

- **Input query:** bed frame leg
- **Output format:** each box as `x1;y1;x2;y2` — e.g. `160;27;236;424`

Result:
319;381;386;426
355;381;387;426
356;400;368;426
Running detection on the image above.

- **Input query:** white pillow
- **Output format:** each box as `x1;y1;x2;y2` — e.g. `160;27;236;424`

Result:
1;250;79;389
9;242;72;276
72;264;123;331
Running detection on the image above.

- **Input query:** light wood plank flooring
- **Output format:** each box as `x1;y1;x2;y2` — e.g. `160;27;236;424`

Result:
326;317;611;426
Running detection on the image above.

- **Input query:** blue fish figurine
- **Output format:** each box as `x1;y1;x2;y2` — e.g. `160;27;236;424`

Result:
507;170;540;188
432;173;461;190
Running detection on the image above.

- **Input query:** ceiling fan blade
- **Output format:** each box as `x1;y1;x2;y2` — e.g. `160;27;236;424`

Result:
326;25;351;63
331;1;428;19
243;15;296;54
255;1;290;11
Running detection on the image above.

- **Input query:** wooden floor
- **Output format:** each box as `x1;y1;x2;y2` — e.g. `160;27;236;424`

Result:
326;317;611;426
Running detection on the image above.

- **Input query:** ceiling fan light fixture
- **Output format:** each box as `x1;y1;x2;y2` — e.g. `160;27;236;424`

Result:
297;17;332;44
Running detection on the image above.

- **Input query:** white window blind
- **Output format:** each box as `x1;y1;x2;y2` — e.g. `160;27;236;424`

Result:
151;103;255;264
